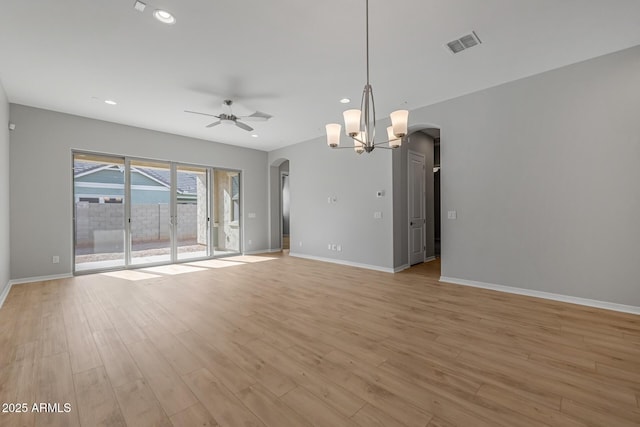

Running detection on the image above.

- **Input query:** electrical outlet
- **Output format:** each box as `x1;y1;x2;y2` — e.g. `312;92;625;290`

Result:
374;211;382;219
52;256;60;264
248;239;252;245
299;241;303;247
331;244;337;251
328;244;332;250
337;244;342;252
448;210;457;219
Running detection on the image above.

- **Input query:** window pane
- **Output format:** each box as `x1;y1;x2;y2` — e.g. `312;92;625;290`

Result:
176;165;209;260
130;160;172;265
212;170;240;255
74;154;126;271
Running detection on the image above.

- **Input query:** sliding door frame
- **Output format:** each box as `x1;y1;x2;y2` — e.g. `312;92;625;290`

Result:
72;150;242;275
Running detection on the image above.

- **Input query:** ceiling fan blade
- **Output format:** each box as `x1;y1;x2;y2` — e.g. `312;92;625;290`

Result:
240;111;272;121
184;110;221;118
235;121;253;132
206;121;222;128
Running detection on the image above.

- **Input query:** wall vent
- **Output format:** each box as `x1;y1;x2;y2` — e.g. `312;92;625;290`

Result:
446;31;482;54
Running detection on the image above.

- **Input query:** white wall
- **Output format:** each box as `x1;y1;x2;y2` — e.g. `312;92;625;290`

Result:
408;44;640;306
268;137;395;271
0;80;10;299
9;105;269;280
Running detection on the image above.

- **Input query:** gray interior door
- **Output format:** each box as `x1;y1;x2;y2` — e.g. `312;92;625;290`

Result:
409;151;426;266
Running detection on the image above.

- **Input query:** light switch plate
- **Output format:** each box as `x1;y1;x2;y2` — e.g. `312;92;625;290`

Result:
248;212;256;218
447;210;457;219
374;211;382;219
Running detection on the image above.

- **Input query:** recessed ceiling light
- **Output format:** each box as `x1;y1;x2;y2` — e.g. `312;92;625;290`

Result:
251;134;259;138
340;98;351;104
104;100;117;105
153;9;176;24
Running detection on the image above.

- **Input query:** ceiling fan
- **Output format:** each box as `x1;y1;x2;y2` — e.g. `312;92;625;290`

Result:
184;99;272;132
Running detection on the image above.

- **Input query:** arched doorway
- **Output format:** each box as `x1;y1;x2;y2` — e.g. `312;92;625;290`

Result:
395;124;441;271
269;158;290;252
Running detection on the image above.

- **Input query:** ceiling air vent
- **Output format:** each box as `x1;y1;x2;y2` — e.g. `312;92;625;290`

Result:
446;31;481;54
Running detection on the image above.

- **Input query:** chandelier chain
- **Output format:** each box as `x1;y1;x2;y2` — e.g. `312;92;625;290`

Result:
366;0;370;85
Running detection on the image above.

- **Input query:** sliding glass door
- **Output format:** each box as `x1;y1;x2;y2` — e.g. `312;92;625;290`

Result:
129;159;172;265
176;165;209;260
73;153;126;272
73;152;239;273
212;170;241;255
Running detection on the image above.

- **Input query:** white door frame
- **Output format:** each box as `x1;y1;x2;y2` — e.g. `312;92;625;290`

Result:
408;150;426;266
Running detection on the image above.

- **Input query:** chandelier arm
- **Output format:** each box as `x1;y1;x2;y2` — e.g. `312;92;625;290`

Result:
370;85;376;143
350;135;365;144
372;141;398;149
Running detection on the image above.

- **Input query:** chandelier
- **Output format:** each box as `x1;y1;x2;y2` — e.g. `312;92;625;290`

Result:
326;0;409;154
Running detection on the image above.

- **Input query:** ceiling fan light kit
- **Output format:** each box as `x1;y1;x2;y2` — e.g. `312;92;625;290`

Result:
326;0;409;154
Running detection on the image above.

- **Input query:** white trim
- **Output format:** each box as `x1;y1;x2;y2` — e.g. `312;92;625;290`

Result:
394;264;410;273
0;281;12;309
425;256;436;263
439;276;640;315
289;252;395;273
9;273;73;286
74;182;170;192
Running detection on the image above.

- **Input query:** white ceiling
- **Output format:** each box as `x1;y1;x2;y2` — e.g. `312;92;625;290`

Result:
1;0;640;151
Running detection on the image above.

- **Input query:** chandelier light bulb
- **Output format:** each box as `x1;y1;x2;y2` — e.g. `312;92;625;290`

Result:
354;134;365;154
387;126;401;148
390;110;409;137
326;123;342;147
343;109;361;137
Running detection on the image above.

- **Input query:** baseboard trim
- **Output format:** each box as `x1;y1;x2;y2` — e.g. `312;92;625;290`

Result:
440;276;640;315
0;281;11;309
394;264;410;273
425;256;436;263
243;249;281;255
289;252;395;273
9;273;73;286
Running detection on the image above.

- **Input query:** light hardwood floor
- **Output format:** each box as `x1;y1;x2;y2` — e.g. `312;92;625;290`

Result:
0;253;639;427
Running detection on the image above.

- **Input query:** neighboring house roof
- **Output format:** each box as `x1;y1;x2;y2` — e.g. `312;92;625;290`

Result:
73;161;199;195
144;168;198;195
73;161;106;177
